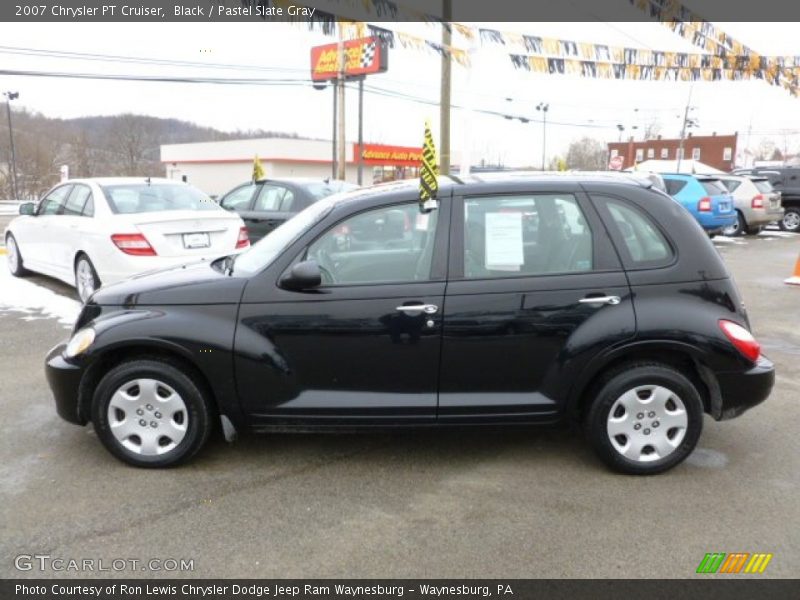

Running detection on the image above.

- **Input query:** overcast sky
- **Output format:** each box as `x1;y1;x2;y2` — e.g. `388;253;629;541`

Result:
0;19;798;167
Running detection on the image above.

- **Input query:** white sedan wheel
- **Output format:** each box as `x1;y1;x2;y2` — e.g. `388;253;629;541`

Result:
75;256;99;302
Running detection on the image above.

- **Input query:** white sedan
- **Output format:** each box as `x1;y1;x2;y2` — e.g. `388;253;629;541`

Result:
5;178;250;302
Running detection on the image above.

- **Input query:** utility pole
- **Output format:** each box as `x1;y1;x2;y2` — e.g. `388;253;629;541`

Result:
331;81;338;179
677;85;695;173
3;91;19;200
439;0;452;175
357;77;364;185
336;27;346;180
537;102;549;170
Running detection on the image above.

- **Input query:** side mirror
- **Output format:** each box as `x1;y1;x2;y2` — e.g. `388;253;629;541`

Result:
280;260;322;291
19;202;35;216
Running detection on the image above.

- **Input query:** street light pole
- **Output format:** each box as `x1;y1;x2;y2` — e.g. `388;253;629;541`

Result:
537;102;549;170
3;91;19;200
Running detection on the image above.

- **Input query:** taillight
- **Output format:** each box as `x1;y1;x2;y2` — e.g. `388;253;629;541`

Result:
751;194;764;209
111;233;156;256
719;320;761;362
236;226;250;249
697;197;712;212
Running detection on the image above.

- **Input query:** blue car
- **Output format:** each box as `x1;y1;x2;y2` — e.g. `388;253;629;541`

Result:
662;174;737;234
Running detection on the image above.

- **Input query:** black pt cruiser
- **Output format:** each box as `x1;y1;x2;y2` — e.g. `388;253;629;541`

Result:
45;174;775;474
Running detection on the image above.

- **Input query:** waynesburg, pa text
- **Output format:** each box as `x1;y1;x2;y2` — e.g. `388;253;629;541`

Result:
15;584;514;597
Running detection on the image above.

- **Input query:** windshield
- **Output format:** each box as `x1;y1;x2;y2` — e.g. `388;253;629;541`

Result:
102;183;219;214
303;181;359;200
232;195;337;275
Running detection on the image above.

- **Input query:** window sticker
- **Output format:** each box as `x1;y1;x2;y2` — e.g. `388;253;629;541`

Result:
485;212;524;271
415;212;430;231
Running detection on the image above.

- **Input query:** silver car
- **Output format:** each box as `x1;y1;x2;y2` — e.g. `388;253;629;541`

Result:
718;175;784;236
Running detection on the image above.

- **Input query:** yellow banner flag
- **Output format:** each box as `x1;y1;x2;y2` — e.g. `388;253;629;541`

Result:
419;120;439;208
252;155;265;182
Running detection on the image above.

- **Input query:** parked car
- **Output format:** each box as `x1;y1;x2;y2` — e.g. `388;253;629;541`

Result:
716;175;784;236
45;174;774;474
732;166;800;232
661;173;737;235
5;178;249;302
217;178;358;242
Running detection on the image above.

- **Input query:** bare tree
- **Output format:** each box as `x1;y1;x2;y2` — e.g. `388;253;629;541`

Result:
565;137;607;170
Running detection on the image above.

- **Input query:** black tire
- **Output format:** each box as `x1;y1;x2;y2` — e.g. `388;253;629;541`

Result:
74;254;101;303
746;224;764;235
779;207;800;233
584;362;704;475
722;211;746;237
92;359;212;468
5;233;29;276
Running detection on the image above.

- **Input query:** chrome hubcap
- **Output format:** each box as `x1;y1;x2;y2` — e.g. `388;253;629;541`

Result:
7;238;19;272
76;260;96;301
723;217;741;236
784;212;800;230
107;378;188;456
606;385;688;462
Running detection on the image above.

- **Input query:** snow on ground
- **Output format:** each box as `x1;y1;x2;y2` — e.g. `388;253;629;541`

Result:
0;267;81;329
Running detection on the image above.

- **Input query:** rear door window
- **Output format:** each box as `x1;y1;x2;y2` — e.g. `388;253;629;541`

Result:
220;184;257;211
63;185;93;216
593;195;673;268
462;194;593;278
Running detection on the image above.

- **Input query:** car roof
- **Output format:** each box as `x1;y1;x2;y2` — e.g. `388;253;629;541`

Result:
64;177;183;186
660;173;721;180
319;171;660;210
255;177;353;185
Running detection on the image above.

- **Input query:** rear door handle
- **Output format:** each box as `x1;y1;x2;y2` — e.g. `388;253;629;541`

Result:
579;295;621;305
396;304;438;314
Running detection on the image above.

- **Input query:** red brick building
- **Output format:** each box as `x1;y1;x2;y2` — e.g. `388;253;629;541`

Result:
607;133;738;172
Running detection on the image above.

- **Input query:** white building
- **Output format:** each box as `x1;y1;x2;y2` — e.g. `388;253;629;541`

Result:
161;137;363;196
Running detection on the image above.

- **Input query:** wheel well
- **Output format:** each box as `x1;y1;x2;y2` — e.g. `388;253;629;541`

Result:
78;346;219;426
576;348;711;420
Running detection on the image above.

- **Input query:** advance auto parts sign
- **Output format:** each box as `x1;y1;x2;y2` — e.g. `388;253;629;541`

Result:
311;37;388;81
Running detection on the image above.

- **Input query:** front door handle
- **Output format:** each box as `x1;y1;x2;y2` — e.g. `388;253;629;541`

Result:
396;304;439;314
579;295;621;306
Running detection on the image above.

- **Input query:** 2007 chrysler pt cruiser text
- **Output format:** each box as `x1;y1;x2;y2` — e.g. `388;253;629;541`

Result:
45;174;775;474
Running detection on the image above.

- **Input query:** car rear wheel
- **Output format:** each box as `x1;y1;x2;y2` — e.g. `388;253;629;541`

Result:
780;207;800;233
722;211;745;237
75;255;100;303
585;363;703;475
5;234;28;276
92;359;212;468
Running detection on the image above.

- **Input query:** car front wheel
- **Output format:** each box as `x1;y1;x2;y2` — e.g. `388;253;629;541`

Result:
6;234;29;276
585;363;704;475
92;359;212;468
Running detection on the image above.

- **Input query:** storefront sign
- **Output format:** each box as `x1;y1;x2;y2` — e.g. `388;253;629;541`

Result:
355;144;423;167
311;37;388;81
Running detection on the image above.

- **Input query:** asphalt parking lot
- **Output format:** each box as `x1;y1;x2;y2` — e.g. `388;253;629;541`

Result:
0;227;798;579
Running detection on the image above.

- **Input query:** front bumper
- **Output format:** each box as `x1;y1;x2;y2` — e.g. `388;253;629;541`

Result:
714;355;775;420
45;343;88;425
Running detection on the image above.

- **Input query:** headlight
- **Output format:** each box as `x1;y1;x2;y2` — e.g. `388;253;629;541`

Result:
65;328;96;358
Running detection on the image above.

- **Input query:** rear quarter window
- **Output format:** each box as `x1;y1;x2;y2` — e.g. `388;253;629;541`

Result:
720;179;741;192
593;195;673;269
664;179;687;195
753;180;774;193
700;180;729;195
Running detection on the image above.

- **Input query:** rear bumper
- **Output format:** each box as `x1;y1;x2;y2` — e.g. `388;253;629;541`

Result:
714;355;775;420
746;207;785;227
45;343;87;425
696;213;737;231
96;248;247;287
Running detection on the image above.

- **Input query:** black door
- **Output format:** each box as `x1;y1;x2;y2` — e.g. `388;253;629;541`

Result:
234;197;450;425
240;183;297;241
438;187;635;422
